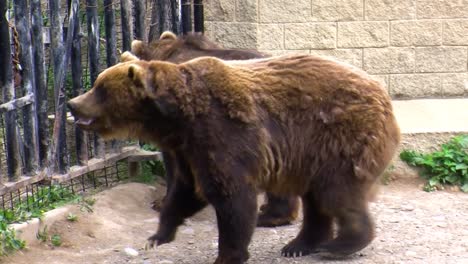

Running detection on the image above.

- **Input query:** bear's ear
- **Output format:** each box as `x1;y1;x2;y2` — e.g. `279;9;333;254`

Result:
127;64;147;91
131;40;144;54
160;31;177;41
120;51;139;62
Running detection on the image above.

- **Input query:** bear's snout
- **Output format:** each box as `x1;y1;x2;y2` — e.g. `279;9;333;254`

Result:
67;97;97;128
67;100;78;115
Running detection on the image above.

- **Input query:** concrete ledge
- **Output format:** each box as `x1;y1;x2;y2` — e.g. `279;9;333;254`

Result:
394;98;468;134
11;206;71;246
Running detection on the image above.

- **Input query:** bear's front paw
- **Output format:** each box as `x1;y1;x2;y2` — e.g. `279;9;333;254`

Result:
146;232;175;249
281;238;318;258
257;212;294;227
151;198;165;211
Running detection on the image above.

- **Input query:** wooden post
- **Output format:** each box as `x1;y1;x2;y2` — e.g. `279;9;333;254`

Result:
31;0;48;168
70;0;88;166
86;0;105;158
181;0;192;34
48;0;68;174
104;0;120;152
148;0;180;42
193;0;204;33
104;0;118;66
0;1;21;181
49;0;80;173
127;161;141;179
14;0;40;174
133;0;146;41
120;0;133;51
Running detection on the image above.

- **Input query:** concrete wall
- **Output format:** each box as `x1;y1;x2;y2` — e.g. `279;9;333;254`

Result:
204;0;468;99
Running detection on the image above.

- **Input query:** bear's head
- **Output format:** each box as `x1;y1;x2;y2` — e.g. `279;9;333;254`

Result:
67;60;185;141
124;31;220;62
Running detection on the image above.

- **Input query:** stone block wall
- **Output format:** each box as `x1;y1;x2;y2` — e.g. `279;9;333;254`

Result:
205;0;468;99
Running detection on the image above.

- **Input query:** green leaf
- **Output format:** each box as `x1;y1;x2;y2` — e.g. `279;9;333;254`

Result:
400;150;421;164
461;183;468;193
445;174;459;184
428;177;440;186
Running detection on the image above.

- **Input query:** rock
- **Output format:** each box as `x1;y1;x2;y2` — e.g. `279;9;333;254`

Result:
405;250;417;257
211;242;219;249
123;247;139;257
181;227;195;235
143;217;159;223
158;260;174;264
433;215;446;221
401;204;415;211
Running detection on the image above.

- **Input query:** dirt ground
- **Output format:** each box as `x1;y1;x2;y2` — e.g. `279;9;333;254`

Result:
2;176;468;264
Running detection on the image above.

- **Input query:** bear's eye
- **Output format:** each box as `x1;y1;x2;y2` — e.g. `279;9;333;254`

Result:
94;85;107;103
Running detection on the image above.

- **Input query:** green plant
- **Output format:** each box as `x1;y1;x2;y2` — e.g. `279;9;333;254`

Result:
140;144;166;183
380;164;395;185
51;234;62;247
36;225;49;243
0;216;26;256
400;135;468;192
66;213;78;222
0;185;78;224
79;197;96;213
0;185;79;255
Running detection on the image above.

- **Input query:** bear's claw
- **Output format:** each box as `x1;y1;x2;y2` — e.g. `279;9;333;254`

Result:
281;238;319;258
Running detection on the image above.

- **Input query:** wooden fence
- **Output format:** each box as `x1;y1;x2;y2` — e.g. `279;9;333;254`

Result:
0;0;174;196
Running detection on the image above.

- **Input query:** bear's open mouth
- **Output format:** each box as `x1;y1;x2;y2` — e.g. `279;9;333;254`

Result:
74;117;95;127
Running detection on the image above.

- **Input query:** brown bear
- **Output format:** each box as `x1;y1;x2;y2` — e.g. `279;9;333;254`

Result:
68;54;400;263
121;31;299;228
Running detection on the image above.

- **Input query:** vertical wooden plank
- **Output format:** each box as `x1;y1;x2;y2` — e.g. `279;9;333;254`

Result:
48;0;68;174
148;0;180;42
86;0;105;158
70;0;88;165
120;0;133;51
193;0;204;33
104;0;120;152
14;0;40;174
104;0;118;66
127;161;141;179
171;0;181;35
31;0;48;168
133;0;146;41
181;0;192;34
49;0;80;173
0;1;21;181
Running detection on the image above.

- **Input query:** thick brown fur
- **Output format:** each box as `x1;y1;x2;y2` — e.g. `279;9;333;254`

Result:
68;54;401;264
122;31;298;228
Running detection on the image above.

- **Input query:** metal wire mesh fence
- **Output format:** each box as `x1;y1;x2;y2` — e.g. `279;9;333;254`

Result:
0;161;128;218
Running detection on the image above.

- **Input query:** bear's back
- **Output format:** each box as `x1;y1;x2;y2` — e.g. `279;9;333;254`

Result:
183;54;392;125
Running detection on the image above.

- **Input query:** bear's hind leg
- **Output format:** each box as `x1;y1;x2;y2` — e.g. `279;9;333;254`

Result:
318;203;374;257
151;150;175;211
314;164;375;257
281;191;333;257
257;194;299;227
148;177;207;247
